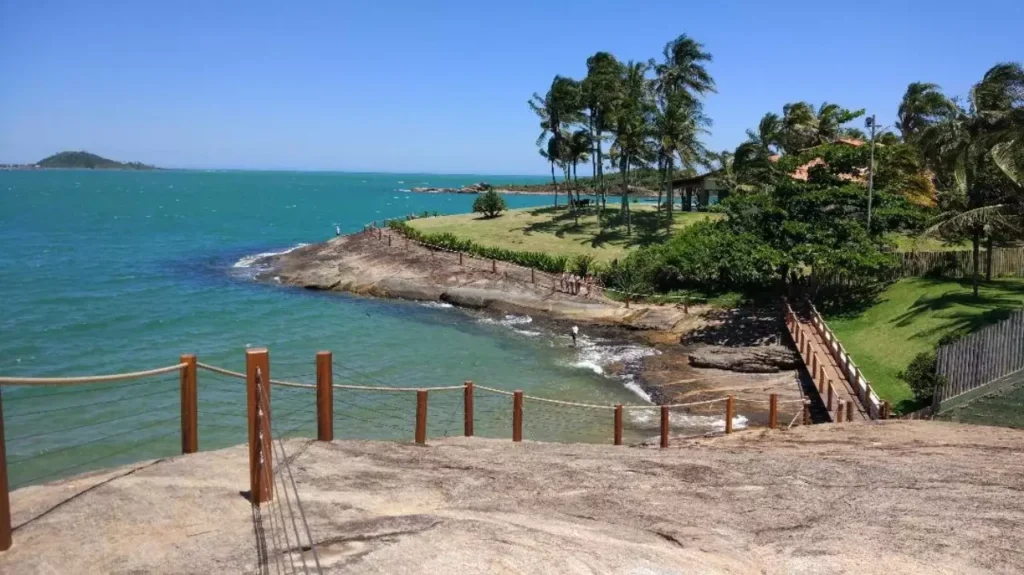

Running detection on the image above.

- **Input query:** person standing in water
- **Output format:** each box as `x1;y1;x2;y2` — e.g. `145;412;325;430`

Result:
571;325;579;347
335;224;341;236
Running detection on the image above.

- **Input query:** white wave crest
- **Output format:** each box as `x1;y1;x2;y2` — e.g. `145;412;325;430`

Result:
629;410;749;433
478;314;533;327
233;243;309;269
419;301;454;309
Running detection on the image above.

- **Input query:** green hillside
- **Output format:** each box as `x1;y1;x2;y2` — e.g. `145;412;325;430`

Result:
36;151;157;170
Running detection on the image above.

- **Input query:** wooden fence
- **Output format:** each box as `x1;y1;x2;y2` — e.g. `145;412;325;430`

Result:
895;248;1024;279
934;311;1024;412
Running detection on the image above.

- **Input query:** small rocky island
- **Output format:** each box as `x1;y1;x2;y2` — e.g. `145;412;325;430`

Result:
1;151;159;170
410;182;493;194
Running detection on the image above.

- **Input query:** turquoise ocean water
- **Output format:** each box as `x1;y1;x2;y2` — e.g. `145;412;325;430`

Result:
0;170;658;488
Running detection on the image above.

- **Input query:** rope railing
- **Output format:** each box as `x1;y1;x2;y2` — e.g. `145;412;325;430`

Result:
0;347;813;553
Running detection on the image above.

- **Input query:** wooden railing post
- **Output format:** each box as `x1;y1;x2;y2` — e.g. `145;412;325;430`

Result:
492;260;497;273
836;399;845;423
614;405;623;446
415;390;428;444
180;354;198;454
0;385;11;551
827;381;835;413
725;395;735;434
802;399;811;426
464;381;474;437
882;401;891;419
531;268;535;283
459;252;463;265
769;394;778;429
246;348;273;504
316;351;333;442
512;391;523;442
660;406;669;448
846;399;854;422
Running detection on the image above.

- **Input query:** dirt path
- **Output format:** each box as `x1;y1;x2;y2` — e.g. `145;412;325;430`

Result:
3;421;1023;574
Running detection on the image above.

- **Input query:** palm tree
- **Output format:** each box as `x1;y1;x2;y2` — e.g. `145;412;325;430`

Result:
919;62;1024;297
582;52;623;213
529;76;582;208
652;34;716;101
566;129;592;224
898;82;957;143
611;60;654;236
652;94;710;220
651;34;715;219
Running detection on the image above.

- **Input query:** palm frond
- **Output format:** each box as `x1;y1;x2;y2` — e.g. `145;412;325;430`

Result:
922;204;1009;237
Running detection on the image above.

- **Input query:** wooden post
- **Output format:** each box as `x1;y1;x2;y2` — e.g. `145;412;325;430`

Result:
415;390;428;444
836;399;845;423
827;381;835;413
378;229;382;241
882;401;891;419
388;235;392;247
512;390;523;442
769;394;778;430
614;405;623;446
180;354;197;454
246;348;273;504
459;252;463;265
492;259;497;273
531;268;535;283
802;399;811;426
625;295;631;309
316;351;333;442
0;385;11;552
660;406;669;448
464;381;474;437
846;399;854;422
725;395;735;434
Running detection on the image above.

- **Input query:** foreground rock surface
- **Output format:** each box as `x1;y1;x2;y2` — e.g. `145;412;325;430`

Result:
3;422;1023;574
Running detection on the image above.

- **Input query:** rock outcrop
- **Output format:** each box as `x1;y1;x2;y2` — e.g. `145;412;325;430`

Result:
688;344;800;373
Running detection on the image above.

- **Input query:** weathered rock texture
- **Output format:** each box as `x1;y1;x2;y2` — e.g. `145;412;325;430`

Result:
689;344;801;373
3;422;1024;574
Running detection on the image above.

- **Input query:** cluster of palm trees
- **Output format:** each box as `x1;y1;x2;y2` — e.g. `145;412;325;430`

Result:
529;34;715;234
898;63;1024;296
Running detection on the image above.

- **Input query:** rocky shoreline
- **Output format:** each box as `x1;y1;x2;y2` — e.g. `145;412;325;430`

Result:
255;232;804;418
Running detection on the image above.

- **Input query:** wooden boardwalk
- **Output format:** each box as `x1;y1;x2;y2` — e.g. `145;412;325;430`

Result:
784;305;874;422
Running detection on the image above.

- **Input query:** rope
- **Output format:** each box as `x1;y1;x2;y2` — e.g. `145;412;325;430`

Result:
474;384;730;410
196;362;245;379
524;396;616;410
0;363;187;385
623;397;728;410
333;383;464;392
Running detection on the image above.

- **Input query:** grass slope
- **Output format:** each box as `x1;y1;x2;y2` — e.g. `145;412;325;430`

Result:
827;277;1024;411
408;204;716;262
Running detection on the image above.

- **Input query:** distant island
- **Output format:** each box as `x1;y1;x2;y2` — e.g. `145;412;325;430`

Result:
0;151;159;170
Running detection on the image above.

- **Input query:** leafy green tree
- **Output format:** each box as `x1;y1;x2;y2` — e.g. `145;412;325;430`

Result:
897;82;957;143
610;61;655;235
529;76;582;208
918;62;1024;296
581;52;623;212
566;129;592;224
651;34;715;219
472;190;507;218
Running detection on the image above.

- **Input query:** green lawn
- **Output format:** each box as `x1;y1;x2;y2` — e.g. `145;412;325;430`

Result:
827;277;1024;411
408;204;717;262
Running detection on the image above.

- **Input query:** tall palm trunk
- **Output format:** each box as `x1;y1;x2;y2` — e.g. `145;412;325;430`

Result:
665;161;674;227
985;235;993;281
971;228;981;297
655;157;664;214
571;161;579;225
550;161;558;208
597;133;606;212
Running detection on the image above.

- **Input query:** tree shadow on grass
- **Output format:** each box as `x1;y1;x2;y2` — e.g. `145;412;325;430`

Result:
890;277;1024;341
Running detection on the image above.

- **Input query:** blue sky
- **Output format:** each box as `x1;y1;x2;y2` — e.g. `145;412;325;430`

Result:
1;0;1021;175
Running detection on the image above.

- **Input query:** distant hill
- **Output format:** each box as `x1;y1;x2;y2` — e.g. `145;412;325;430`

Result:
35;151;158;170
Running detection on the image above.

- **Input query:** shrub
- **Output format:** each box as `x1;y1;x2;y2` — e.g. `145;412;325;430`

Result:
898;351;944;403
472;190;507;218
566;254;597;276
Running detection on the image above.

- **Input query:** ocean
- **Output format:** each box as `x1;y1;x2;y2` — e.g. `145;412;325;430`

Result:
0;170;659;488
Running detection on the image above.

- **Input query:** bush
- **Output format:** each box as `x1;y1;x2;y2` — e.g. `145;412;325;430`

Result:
472;190;507;218
566;254;597;276
898;351;944;403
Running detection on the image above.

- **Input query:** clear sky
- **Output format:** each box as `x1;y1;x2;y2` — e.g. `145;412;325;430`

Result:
1;0;1021;175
